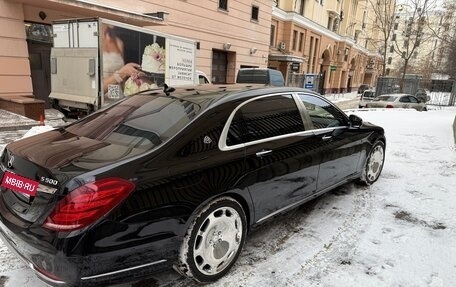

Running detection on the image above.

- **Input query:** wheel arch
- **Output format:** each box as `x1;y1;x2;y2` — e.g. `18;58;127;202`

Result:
179;190;254;238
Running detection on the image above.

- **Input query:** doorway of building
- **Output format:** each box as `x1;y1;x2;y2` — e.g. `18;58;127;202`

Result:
28;42;52;108
25;22;53;108
212;50;227;84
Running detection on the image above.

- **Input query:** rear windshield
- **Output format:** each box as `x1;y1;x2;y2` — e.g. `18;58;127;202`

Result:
362;91;375;99
237;70;268;84
66;95;200;153
374;95;397;102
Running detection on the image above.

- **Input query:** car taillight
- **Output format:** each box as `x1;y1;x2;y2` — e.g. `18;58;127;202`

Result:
386;104;394;108
43;178;135;231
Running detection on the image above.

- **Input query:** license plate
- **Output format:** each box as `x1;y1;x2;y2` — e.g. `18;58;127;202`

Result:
1;171;39;197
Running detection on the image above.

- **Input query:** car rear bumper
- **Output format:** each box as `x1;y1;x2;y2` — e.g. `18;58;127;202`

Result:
0;218;177;286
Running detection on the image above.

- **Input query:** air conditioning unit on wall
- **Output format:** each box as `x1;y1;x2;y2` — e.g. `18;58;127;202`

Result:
278;42;286;50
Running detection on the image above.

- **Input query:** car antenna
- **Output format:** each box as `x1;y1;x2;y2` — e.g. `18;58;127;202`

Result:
163;84;175;96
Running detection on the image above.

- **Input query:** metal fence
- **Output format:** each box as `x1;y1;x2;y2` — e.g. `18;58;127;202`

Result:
376;77;456;106
287;73;321;93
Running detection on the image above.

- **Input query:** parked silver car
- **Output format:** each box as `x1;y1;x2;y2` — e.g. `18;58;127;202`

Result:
365;94;427;111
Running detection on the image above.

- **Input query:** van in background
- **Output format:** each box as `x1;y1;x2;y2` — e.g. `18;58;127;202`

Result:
236;68;285;86
359;89;376;108
195;70;211;84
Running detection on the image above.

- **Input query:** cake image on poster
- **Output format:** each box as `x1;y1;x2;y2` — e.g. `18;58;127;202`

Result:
124;43;166;96
141;43;165;73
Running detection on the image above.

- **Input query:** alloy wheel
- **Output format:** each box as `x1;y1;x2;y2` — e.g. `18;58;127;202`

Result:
192;206;243;276
366;144;384;182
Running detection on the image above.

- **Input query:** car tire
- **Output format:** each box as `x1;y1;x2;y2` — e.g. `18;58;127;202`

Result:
358;141;385;185
175;197;247;283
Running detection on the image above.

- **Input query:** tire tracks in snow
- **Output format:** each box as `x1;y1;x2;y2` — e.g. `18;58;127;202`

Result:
292;186;375;286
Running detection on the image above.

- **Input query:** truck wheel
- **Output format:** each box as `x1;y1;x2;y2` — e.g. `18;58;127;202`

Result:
359;141;385;185
175;197;247;283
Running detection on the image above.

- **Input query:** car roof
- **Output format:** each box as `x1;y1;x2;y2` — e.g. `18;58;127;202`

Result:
137;84;319;108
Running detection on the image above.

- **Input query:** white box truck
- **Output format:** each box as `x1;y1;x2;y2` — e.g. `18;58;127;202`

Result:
49;18;197;116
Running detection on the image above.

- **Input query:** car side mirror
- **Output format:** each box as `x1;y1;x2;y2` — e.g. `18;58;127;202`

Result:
349;114;363;127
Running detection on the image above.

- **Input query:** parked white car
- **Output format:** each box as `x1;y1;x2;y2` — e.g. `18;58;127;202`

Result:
365;94;427;111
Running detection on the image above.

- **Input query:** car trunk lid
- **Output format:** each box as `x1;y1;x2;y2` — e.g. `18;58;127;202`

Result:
0;130;108;225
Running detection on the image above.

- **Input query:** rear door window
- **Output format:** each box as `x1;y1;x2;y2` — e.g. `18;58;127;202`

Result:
399;96;411;103
227;94;304;145
409;96;418;103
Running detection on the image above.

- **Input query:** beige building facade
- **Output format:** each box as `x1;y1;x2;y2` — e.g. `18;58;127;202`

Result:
269;0;383;93
0;0;272;115
0;0;388;119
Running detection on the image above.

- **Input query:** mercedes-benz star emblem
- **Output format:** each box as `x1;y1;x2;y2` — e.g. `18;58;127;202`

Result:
7;154;14;169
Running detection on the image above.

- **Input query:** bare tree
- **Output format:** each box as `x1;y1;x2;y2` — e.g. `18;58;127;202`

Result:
445;36;456;79
367;0;397;76
440;3;456;78
391;0;436;89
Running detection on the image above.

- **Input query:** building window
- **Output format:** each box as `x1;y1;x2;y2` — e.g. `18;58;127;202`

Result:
392;34;396;41
387;57;392;64
219;0;228;11
307;36;314;73
251;5;259;21
299;0;305;15
292;30;298;51
328;16;333;30
403;40;409;48
390;45;394;53
24;22;53;43
386;68;390;75
313;38;318;72
270;25;276;47
298;32;304;52
394;23;399;30
354;30;361;42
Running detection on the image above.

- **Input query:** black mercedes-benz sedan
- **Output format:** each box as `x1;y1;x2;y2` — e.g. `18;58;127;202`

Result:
0;85;385;286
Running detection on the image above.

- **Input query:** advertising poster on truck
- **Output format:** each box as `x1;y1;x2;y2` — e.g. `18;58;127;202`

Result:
100;20;196;102
49;18;196;116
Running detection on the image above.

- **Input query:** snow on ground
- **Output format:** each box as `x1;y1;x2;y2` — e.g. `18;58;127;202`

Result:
0;108;455;287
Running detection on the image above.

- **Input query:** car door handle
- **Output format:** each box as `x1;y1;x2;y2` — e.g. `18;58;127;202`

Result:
256;150;272;158
322;135;332;141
